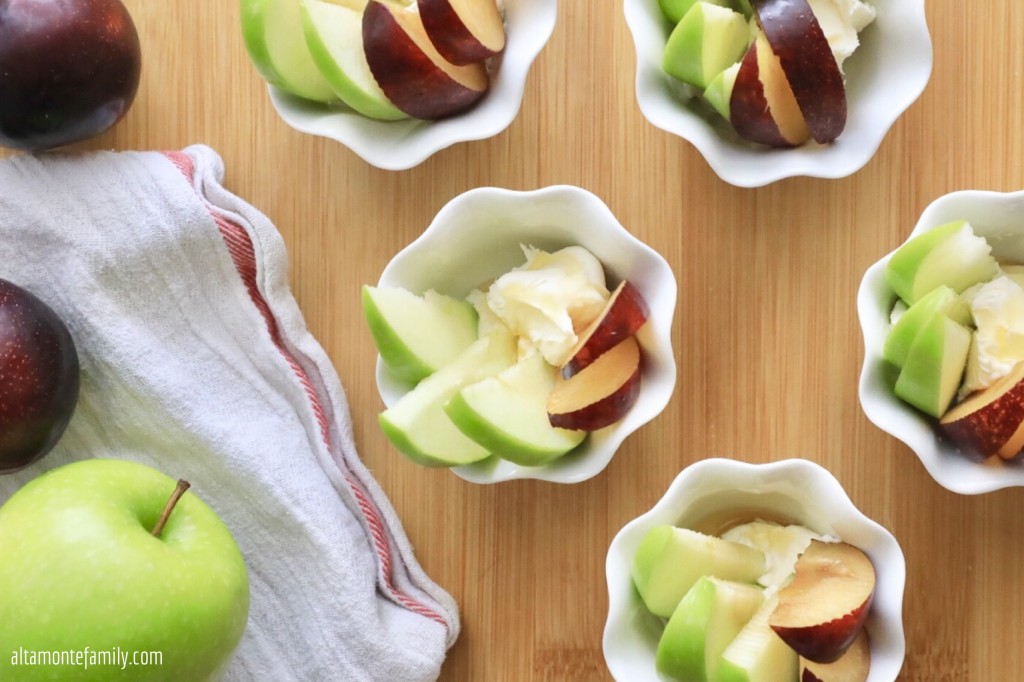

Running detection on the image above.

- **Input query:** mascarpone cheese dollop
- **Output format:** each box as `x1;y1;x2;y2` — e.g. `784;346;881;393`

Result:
470;246;610;366
721;520;830;595
807;0;877;71
963;274;1024;394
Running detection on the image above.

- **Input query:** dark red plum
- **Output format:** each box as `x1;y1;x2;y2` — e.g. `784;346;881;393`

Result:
0;0;141;150
0;279;80;473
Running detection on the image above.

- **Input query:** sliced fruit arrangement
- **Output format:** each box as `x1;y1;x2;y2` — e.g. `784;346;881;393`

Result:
630;520;877;682
241;0;505;120
881;220;1024;461
363;245;652;468
656;0;876;147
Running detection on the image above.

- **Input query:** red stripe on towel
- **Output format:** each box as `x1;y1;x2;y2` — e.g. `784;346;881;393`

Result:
163;151;449;630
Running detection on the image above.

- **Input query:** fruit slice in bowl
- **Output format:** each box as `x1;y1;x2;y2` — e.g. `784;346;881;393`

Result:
378;329;517;467
563;280;650;376
768;540;876;664
242;0;336;103
662;2;749;90
939;361;1024;461
362;0;490;120
362;285;479;385
751;0;847;144
656;576;765;681
300;0;409;120
718;594;798;681
631;525;766;618
418;0;507;65
547;336;644;432
445;351;586;467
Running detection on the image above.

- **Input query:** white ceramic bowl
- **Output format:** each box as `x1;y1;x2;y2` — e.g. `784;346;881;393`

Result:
622;0;933;187
604;458;906;681
858;190;1024;494
268;0;556;170
373;185;677;484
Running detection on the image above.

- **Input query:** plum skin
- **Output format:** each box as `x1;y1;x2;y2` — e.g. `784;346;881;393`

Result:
0;0;142;150
0;279;80;473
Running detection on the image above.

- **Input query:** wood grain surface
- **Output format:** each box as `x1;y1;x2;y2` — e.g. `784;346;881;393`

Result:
4;1;1023;680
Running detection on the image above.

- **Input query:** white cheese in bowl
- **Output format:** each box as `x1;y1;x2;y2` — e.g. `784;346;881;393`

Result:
471;245;610;366
963;275;1024;394
807;0;877;71
721;520;830;595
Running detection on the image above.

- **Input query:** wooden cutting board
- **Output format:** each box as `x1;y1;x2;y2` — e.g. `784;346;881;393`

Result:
2;1;1022;679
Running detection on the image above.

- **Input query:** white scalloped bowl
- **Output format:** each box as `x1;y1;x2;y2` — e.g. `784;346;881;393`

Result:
622;0;933;187
858;189;1024;494
373;185;677;484
604;458;906;681
268;0;556;170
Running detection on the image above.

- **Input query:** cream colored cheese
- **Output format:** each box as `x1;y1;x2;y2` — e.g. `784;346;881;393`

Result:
806;0;877;71
963;275;1024;394
476;246;610;366
721;520;827;595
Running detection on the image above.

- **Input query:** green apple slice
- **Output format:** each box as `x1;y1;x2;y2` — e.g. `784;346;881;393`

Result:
894;313;972;418
656;577;764;682
657;0;729;25
703;61;740;119
885;220;1000;305
362;285;478;385
719;595;799;682
241;0;335;102
379;330;516;467
445;351;586;467
663;2;750;89
301;0;408;120
884;285;972;369
631;525;765;618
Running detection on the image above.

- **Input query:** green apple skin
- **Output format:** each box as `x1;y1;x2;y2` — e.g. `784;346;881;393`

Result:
379;330;516;467
885;220;1000;305
656;576;764;682
658;0;728;25
663;2;749;90
362;285;479;386
445;351;585;466
241;0;335;102
718;596;798;682
884;285;970;369
0;459;249;682
631;525;765;618
301;0;408;120
703;61;740;119
895;313;972;418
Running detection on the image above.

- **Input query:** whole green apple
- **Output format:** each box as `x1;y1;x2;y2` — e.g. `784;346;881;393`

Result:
0;459;250;681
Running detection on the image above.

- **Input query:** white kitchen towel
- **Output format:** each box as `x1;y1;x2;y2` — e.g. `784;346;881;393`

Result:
0;145;459;681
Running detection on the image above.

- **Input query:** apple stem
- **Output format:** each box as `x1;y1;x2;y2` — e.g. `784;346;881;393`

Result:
151;479;190;538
